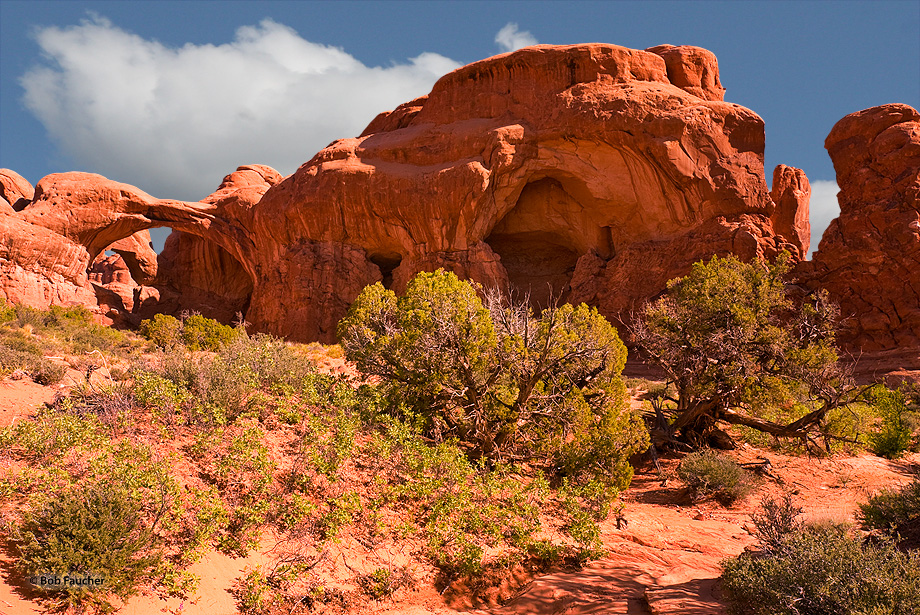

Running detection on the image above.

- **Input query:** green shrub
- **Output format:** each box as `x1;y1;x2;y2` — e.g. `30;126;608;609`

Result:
319;492;362;542
867;386;914;459
65;322;129;354
722;524;920;615
677;451;752;505
141;313;238;351
634;254;845;446
193;425;276;555
141;314;183;349
369;417;551;577
176;486;230;564
749;493;804;554
340;269;647;489
357;566;412;599
1;408;108;461
560;478;617;561
14;482;163;612
181;314;238;351
296;407;359;480
218;333;319;392
30;358;67;385
234;566;270;614
0;343;65;384
859;478;920;533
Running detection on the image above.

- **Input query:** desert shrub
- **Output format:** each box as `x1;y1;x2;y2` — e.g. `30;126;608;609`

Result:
560;478;617;561
235;566;270;614
340;269;647;490
218;333;322;392
49;384;136;432
0;407;108;461
866;386;914;459
293;406;359;481
859;478;920;533
181;314;238;351
274;492;316;532
190;425;276;555
174;486;230;564
13;482;163;612
13;441;181;609
233;561;330;615
141;313;239;351
135;334;320;426
0;341;66;384
134;371;191;422
722;523;920;615
369;417;551;577
65;322;129;354
141;314;183;349
677;451;752;504
749;493;805;553
318;492;362;541
357;566;412;600
633;253;851;448
31;358;67;385
0;298;14;322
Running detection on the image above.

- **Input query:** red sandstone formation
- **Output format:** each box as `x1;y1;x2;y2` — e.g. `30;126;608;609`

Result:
801;104;920;356
645;44;725;102
2;43;813;344
0;169;34;212
250;43;797;340
770;165;811;256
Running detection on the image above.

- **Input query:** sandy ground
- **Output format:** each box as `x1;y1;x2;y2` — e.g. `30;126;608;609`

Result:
1;374;917;615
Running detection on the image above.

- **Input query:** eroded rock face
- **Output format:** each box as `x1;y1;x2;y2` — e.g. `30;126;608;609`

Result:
645;44;725;102
0;172;161;314
770;164;811;256
2;43;806;343
802;104;920;354
252;43;789;339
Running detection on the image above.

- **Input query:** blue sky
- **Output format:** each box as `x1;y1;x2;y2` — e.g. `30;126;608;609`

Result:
1;1;918;254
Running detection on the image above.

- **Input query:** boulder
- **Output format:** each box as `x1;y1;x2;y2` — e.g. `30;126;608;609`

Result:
0;169;34;211
645;44;725;101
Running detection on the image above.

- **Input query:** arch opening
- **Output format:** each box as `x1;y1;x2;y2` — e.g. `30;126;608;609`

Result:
368;253;402;290
87;226;254;326
141;229;254;324
485;177;596;309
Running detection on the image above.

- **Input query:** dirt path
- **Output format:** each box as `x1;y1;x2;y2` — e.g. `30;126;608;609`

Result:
483;448;919;615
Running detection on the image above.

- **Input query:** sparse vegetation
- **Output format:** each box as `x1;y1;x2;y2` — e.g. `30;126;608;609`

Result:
2;287;917;613
632;254;852;451
0;299;138;384
14;482;164;612
677;451;753;505
140;312;240;351
339;269;648;490
866;386;916;459
859;478;920;534
722;498;920;615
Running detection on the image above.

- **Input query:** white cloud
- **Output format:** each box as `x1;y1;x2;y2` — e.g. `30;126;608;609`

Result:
20;17;461;200
495;22;538;53
808;180;841;257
